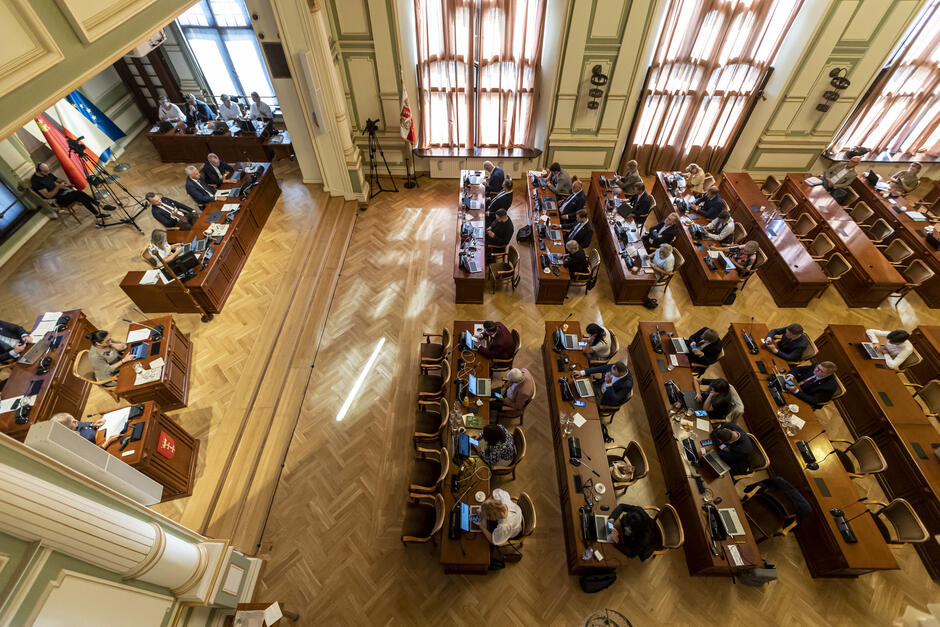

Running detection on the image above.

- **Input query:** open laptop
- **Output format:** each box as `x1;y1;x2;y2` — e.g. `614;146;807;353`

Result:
548;227;562;241
466;171;484;186
182;237;208;254
453;432;479;462
858;342;884;359
459;502;482;532
865;170;880;186
542;197;557;212
471;221;485;238
18;339;50;365
127;343;148;360
558;330;578;350
592;515;614;543
704;449;731;477
548;252;564;265
717;507;746;537
462;330;477;350
574;378;595;398
468;373;491;397
670;337;689;354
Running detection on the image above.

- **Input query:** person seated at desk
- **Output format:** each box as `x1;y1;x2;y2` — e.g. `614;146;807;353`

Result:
784;361;838;409
711;422;753;475
485;178;513;221
475;488;523;546
566;209;593;250
476;423;516;467
492;367;534;414
184;94;216;126
86;329;134;385
157;97;185;124
692;187;724;220
544;162;572;196
763;323;809;362
865;328;914;370
0;320;33;364
711;240;757;273
483;160;504;196
475;320;514;360
693;376;733;422
51;412;121;448
202;153;236;187
577;361;633;406
31;163;108;220
249;92;274;121
486;209;514;250
618;182;653;223
642;212;679;252
148;229;182;267
682;163;706;195
146;192;195;230
701;209;735;244
217;94;242;121
559;180;586;221
821;155;861;205
686;327;721;370
889;163;921;196
616;160;643;195
608;503;657;560
650;243;675;279
582;323;612;361
742;476;811;526
185;165;216;209
562;240;589;274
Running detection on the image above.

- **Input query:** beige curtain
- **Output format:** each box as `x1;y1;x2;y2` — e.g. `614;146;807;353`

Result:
622;0;802;175
830;0;940;159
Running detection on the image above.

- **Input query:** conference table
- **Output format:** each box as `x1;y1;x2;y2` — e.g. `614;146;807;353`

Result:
909;325;940;387
453;171;487;304
652;173;740;305
629;321;761;576
147;124;292;163
720;172;828;307
779;174;905;307
815;324;940;579
0;309;96;441
121;162;280;318
720;322;898;577
527;173;571;304
540;321;624;574
850;176;940;308
585;172;657;304
114;316;192;411
440;320;491;574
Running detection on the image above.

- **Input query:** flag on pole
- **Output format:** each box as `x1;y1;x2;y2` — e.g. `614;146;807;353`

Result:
65;90;125;161
51;101;113;163
33;114;88;190
400;85;416;146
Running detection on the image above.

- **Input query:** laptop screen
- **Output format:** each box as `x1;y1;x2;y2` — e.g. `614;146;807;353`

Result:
468;374;478;395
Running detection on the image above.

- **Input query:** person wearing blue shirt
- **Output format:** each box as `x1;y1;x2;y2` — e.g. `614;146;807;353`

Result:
51;413;121;447
483;161;504;196
692;187;724;220
577;361;633;406
184;94;216;125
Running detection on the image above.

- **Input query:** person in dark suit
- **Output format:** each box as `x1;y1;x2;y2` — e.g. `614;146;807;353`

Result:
475;320;514;360
743;477;812;525
185;165;215;208
184;94;216;125
608;503;657;561
483;161;504;196
711;422;753;475
618;182;653;223
578;361;633;406
146;192;195;230
0;319;33;363
686;327;721;370
566;209;593;250
642;212;679;252
562;240;588;274
486;209;514;248
764;323;809;362
202;153;235;187
485;178;513;222
692;187;724;220
784;361;838;409
558;180;586;221
693;376;733;422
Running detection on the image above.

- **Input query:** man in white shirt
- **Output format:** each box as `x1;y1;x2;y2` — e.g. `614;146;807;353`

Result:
821;155;861;204
217;94;242;120
249;92;274;120
476;488;523;546
703;209;734;243
157;97;185;123
866;329;915;370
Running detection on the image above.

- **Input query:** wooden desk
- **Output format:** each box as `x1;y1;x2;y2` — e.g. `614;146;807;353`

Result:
629;321;761;576
851;176;940;308
121;163;280;316
909;325;940;386
585;172;657;304
720;172;828;307
815;324;940;579
720;322;897;577
527;172;571;304
652;173;740;305
440;320;491;574
453;171;486;304
114;316;192;410
780;174;904;307
95;401;199;501
147;126;292;163
540;321;623;574
0;310;96;441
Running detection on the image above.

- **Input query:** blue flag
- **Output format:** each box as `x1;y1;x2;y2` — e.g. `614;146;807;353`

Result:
65;90;126;161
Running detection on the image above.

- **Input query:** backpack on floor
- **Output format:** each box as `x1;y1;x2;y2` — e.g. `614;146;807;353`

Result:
516;225;533;243
580;571;617;593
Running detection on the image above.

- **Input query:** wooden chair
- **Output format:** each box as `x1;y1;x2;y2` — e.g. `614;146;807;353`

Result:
796;336;819;363
791;213;818;240
703;173;716;192
401;492;445;546
760;175;781;198
598;387;632;424
27;188;81;226
494;379;535;425
486;243;508;264
650;249;684;295
806;232;835;261
830;436;887;478
490;329;520;373
892;259;935;305
742;484;801;542
605;440;649;494
897;348;922;372
417;360;449;407
906;379;940;418
410;446;449;493
141;247;160;269
821;253;851;290
737;248;767;291
569;248;601;294
488;245;521;294
867;498;930;545
732;222;748;244
882;239;914;267
777;193;798;216
508;492;536;553
413;398;449;448
864;218;895;245
642;504;684;556
848;200;874;224
72;350;119;401
419;328;450;374
491;427;526;481
587;330;619;367
691;348;724;376
831;374;847;400
839;186;859;207
724;385;744;425
731;434;769;482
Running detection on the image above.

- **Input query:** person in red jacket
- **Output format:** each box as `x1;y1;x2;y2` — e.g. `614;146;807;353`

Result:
476;321;514;360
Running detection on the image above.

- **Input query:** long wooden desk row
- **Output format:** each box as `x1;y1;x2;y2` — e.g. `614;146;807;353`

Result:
453;171;487;304
528;173;571;304
909;325;940;387
721;322;897;576
147;126;292;164
121;162;280;316
780;174;904;307
815;324;940;579
720;173;828;307
851;176;940;308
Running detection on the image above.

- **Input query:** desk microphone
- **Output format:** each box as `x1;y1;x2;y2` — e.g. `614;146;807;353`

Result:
796;429;826;469
829;497;866;518
561;312;574;331
569;457;600;477
122;318;163;342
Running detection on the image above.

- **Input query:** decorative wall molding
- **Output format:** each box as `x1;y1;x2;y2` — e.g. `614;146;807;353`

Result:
28;570;173;626
0;0;64;96
55;0;159;44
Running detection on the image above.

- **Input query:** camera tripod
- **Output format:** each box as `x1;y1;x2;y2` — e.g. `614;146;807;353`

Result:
363;119;397;199
68;139;146;234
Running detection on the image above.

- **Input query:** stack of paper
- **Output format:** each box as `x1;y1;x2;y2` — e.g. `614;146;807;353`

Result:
134;365;163;386
100;407;132;439
29;312;62;341
905;210;927;221
0;396;24;413
205;223;229;238
140;270;164;285
126;328;151;343
221;203;240;212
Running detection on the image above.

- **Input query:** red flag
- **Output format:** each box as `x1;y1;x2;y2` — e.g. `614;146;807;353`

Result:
34;114;88;190
400;86;416;146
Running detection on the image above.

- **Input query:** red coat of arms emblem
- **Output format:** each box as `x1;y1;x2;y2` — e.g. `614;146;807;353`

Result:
157;431;176;458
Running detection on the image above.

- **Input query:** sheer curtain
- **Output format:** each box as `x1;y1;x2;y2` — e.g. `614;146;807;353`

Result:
622;0;802;174
830;0;940;159
414;0;545;149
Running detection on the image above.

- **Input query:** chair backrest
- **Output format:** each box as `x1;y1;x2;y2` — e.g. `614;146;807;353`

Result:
438;360;450;390
808;232;835;258
849;201;873;223
747;433;769;472
438;397;449;420
831;374;846;400
868;218;894;242
430;493;446;538
726;385;744;424
72;350;98;383
512;427;527;465
883;238;913;264
733;222;747;244
507;245;520;268
140;247;160;269
441;328;451;354
800;336;819;362
848;436;887;474
898;349;922;370
841;186;859;206
607;331;620;360
826;253;851;279
672;248;685;269
794;213;817;236
778;193;798;215
589;248;601;273
760;175;781;196
753;247;768;271
656;504;684;549
903;259;934;285
881;499;930;543
914;379;940;413
703;173;716;191
516;492;537;538
625;440;649;480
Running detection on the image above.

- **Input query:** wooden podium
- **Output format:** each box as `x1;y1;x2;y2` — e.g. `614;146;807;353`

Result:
115;316;192;410
96;401;199;502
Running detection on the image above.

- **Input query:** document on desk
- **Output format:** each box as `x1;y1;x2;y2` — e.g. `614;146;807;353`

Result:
148;357;165;370
572;412;586;428
803;177;823;186
726;543;744;566
696;418;711;432
134;366;163;386
100;407;132;439
221;203;240;212
140;270;167;285
0;396;24;413
126;328;151;343
29;312;62;341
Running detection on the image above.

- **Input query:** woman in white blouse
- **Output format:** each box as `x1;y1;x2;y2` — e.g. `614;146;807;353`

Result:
683;163;706;195
866;329;914;370
582;323;612;361
476;488;523;546
147;229;181;268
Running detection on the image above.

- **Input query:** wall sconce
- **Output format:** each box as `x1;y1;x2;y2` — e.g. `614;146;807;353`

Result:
587;65;608;110
816;68;851;112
